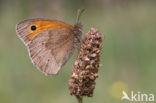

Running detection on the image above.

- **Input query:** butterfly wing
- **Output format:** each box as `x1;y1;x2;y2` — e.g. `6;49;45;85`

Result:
16;19;34;45
28;28;75;75
16;18;74;45
16;19;76;75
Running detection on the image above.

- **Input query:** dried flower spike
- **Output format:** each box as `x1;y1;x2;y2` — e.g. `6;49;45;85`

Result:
68;28;104;100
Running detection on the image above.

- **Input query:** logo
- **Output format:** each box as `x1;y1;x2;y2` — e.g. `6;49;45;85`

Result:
121;91;155;102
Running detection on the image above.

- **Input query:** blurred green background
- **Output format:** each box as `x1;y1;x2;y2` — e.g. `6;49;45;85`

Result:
0;0;156;103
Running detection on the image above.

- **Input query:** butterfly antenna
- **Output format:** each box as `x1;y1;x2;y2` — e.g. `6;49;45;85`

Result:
76;8;85;24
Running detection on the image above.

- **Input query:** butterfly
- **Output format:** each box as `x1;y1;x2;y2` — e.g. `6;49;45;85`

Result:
16;18;82;76
16;9;84;76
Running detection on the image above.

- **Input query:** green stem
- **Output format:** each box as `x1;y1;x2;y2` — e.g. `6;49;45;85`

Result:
77;97;83;103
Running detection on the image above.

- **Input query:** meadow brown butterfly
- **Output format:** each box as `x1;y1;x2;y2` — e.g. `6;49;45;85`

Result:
16;9;84;75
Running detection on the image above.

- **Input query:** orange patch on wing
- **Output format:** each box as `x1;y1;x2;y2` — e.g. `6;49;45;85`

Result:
28;20;73;40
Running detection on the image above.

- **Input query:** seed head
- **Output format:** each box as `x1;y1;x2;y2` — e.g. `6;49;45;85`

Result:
68;28;104;99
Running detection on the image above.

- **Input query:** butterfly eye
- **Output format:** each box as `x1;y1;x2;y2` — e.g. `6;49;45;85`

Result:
31;25;37;31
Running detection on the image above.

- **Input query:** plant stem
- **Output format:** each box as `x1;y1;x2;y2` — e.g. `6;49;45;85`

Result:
77;97;83;103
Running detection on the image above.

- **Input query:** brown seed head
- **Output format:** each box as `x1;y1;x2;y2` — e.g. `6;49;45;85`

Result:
68;28;104;99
